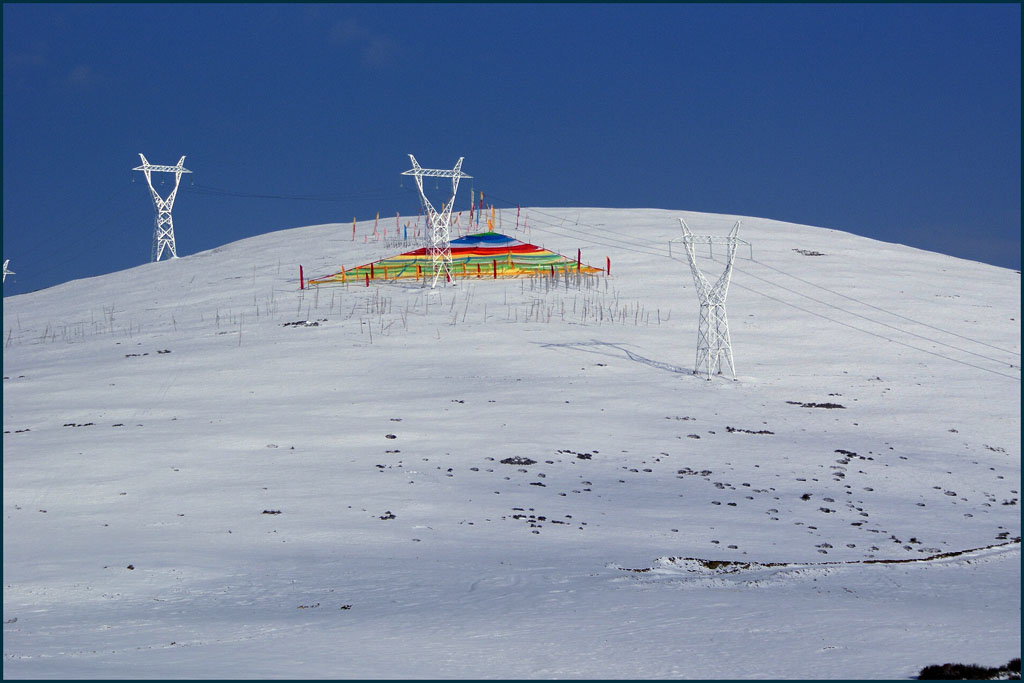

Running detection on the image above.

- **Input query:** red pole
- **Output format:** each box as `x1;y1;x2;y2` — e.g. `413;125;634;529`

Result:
493;260;497;279
477;263;481;278
365;273;370;287
299;265;304;290
577;248;581;271
606;256;611;275
370;263;375;279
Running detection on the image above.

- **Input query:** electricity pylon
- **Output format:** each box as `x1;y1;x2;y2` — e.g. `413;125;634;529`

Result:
674;218;745;380
133;154;192;262
401;155;471;288
2;259;12;284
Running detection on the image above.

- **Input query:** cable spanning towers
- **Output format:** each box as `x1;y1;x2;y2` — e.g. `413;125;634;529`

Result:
401;155;471;288
133;154;192;262
674;218;748;381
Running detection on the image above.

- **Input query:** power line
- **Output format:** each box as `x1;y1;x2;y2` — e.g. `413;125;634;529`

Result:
185;182;416;204
728;278;1021;381
731;261;1020;371
751;258;1021;358
476;196;1019;380
486;191;1017;361
6;185;131;260
10;210;136;290
5;193;138;290
484;193;674;250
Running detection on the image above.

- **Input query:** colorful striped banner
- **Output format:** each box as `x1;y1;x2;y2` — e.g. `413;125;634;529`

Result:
308;231;604;285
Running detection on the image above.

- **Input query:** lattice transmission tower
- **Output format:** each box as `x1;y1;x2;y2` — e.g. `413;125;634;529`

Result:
401;155;471;288
2;259;12;284
673;218;750;380
133;154;192;262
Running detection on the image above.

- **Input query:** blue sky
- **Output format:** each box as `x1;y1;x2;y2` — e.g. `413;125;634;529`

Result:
3;3;1020;295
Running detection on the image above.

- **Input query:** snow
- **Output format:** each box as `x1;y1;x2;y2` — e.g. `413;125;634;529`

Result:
3;208;1020;679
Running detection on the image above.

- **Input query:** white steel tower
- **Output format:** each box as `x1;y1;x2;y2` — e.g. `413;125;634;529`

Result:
401;154;471;288
133;154;192;262
674;218;746;380
2;259;12;284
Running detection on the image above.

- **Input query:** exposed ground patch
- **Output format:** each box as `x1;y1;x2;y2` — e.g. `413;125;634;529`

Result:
617;539;1021;574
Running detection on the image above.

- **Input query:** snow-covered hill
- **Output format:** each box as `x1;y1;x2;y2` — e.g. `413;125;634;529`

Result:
3;208;1020;679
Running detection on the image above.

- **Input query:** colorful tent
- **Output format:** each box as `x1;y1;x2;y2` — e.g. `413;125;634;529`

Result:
308;231;604;285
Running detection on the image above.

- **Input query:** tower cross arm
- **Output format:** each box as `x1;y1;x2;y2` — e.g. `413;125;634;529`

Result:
681;235;745;246
401;168;472;179
402;153;471;179
133;154;192;174
133;163;193;174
